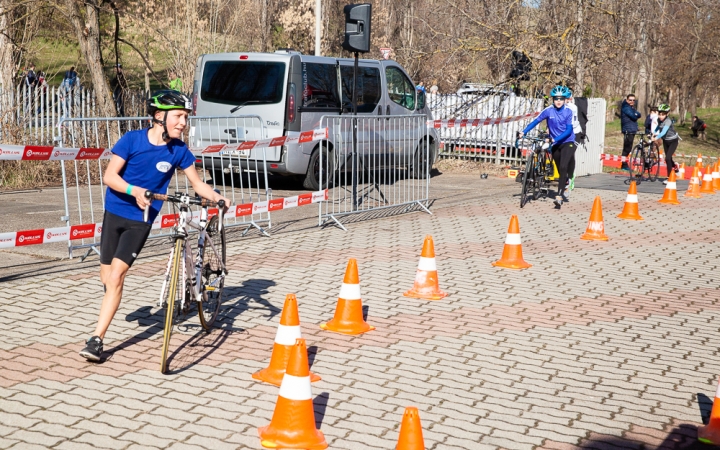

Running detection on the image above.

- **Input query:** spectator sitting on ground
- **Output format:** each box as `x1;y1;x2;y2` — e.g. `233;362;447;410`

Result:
691;115;707;141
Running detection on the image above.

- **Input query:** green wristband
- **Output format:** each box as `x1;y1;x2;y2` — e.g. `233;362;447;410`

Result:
126;184;134;195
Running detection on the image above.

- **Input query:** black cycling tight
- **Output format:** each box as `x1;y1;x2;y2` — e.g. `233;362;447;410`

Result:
553;142;576;197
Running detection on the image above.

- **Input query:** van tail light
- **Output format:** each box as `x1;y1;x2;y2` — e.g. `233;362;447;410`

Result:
287;84;296;123
192;92;198;116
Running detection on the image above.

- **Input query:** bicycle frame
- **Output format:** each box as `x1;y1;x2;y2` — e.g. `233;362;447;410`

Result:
157;198;226;311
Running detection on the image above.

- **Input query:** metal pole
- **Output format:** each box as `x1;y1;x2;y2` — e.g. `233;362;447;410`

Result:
315;0;321;56
352;52;358;211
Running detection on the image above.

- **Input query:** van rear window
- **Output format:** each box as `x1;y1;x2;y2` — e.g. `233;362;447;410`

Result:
201;61;285;105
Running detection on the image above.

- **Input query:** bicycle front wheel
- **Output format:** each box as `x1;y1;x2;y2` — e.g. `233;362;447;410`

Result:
648;147;660;182
629;146;644;183
198;215;226;330
520;152;534;208
160;238;183;373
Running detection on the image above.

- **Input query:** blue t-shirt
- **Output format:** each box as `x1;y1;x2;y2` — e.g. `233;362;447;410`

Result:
105;129;196;223
523;105;575;145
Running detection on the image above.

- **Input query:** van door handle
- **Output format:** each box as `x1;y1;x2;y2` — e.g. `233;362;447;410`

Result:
386;105;390;118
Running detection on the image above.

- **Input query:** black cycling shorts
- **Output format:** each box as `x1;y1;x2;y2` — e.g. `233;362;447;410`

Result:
100;211;152;267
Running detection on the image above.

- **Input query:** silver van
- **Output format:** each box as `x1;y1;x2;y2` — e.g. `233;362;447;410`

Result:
191;50;438;190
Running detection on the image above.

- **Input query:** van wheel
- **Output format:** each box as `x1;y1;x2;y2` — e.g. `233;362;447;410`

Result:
303;146;330;190
410;139;432;179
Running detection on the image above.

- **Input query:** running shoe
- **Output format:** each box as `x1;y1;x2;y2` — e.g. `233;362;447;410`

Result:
553;196;563;209
79;336;103;362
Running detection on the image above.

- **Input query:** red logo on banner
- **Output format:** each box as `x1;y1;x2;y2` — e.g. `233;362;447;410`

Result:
161;214;179;228
270;137;286;147
22;146;53;160
238;141;256;150
70;224;96;240
298;131;315;143
77;148;106;160
269;199;284;211
298;193;312;206
201;145;224;154
207;208;219;219
236;203;253;216
447;119;455;128
15;229;44;246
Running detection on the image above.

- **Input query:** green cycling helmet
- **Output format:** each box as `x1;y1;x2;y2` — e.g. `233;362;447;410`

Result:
658;104;670;112
147;89;191;115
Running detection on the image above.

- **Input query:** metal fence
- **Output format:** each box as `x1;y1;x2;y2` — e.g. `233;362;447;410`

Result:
574;98;606;176
318;115;432;230
55;115;271;258
0;84;147;146
429;93;544;165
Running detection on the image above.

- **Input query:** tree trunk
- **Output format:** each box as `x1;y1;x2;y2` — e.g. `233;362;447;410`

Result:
63;0;116;118
0;2;16;96
573;0;585;90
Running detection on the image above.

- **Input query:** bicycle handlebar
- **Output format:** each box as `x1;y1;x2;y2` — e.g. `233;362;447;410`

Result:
143;191;226;223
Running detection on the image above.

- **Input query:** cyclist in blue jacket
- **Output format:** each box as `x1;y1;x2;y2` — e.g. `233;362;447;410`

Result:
519;85;575;208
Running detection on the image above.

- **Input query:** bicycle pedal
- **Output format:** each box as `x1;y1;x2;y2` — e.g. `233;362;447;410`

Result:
204;286;217;292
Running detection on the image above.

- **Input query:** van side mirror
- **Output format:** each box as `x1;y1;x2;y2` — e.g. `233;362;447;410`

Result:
416;89;426;110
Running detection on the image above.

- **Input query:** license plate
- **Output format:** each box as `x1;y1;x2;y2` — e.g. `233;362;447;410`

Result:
226;149;250;158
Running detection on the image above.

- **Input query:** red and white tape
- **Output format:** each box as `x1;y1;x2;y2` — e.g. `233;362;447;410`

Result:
428;112;541;129
200;128;328;154
0;190;328;249
601;153;717;162
0;128;329;161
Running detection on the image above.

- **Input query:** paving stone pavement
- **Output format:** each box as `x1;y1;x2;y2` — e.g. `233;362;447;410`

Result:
1;173;719;449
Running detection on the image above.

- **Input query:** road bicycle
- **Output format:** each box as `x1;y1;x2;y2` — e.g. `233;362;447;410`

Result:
518;132;553;208
143;191;227;373
628;133;660;183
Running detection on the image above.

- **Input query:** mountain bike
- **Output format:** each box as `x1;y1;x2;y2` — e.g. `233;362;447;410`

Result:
518;132;553;208
143;191;227;373
628;133;660;183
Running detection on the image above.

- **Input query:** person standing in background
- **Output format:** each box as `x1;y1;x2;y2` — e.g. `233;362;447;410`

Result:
644;106;658;135
169;70;183;92
620;94;642;170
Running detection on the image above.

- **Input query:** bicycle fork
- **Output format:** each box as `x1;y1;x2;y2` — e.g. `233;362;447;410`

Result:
157;245;176;308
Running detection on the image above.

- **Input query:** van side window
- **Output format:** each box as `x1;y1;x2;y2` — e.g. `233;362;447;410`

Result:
340;66;381;113
201;61;285;105
385;66;415;110
302;63;341;109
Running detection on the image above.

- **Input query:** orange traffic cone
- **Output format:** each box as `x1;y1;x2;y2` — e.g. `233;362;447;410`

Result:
491;215;531;269
258;338;328;450
712;161;720;190
617;181;644;220
403;235;448;300
320;259;375;335
252;294;321;387
698;378;720;445
581;196;609;241
658;171;681;205
678;163;685;180
396;407;426;450
700;164;715;194
684;166;702;198
696;154;703;169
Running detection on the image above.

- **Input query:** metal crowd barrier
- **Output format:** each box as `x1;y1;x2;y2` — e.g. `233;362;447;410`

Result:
55;115;269;259
188;115;270;235
432;94;543;166
318;114;432;231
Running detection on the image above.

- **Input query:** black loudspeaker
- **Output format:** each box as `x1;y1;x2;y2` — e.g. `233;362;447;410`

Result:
342;4;372;53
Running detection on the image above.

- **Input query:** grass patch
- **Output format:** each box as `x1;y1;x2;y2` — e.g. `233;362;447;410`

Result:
605;107;720;163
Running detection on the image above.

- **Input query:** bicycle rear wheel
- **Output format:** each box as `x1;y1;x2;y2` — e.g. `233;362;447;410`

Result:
520;152;534;208
629;146;644;183
198;215;226;330
160;238;183;373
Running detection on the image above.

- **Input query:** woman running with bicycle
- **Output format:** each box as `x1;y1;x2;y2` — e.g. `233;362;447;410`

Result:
80;90;230;362
651;104;680;185
518;85;575;209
